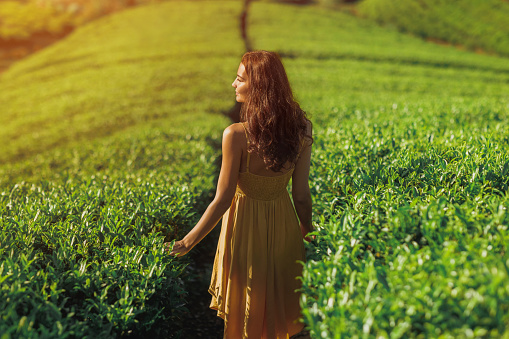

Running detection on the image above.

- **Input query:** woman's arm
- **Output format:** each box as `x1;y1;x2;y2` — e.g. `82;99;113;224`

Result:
168;124;242;257
292;121;314;241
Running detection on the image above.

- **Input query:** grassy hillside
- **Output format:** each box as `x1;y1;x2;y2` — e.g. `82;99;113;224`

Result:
0;1;242;172
248;3;509;337
0;0;166;41
0;1;240;337
358;0;509;57
2;0;509;337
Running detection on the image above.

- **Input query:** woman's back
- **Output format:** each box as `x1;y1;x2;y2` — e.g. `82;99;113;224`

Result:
235;122;298;201
239;148;295;178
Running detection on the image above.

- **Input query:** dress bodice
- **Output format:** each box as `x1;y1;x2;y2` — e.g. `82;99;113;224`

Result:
236;169;293;201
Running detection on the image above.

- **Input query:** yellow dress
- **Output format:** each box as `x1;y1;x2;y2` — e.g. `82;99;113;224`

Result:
208;125;306;339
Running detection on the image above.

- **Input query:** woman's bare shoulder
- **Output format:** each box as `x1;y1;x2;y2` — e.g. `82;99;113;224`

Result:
223;123;247;142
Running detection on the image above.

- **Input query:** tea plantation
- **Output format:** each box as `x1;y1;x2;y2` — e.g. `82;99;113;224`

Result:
0;2;238;337
358;0;509;56
1;1;508;338
247;3;509;338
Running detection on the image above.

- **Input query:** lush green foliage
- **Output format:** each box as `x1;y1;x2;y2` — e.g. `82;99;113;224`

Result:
358;0;509;57
0;1;242;171
249;3;509;337
2;178;190;337
3;0;509;337
0;114;227;337
0;1;239;337
301;104;509;338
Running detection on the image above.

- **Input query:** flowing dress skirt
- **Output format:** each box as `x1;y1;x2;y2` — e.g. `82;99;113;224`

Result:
208;190;306;339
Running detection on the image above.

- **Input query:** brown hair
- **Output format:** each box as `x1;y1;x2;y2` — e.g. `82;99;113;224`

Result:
240;50;312;172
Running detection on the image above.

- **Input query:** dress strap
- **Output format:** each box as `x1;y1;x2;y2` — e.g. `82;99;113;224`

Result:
241;122;250;172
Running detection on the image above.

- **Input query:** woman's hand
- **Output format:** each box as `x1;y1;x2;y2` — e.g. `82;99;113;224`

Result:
300;225;316;242
165;240;192;257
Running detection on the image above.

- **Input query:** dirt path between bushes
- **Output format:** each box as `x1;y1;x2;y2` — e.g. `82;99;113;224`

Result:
179;245;224;338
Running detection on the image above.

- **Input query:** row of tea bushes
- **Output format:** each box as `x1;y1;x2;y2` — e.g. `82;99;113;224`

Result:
1;181;190;337
358;0;509;56
244;5;509;335
300;102;509;337
0;1;239;336
0;115;226;337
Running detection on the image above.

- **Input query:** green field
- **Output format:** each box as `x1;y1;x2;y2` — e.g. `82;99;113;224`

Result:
248;3;509;337
0;2;238;337
1;0;509;337
358;0;509;56
0;0;163;41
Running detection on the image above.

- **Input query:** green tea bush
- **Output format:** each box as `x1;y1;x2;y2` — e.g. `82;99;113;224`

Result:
0;1;237;337
0;179;189;337
300;104;509;337
0;112;227;337
302;213;509;337
0;117;225;337
358;0;509;56
248;3;509;337
299;102;509;337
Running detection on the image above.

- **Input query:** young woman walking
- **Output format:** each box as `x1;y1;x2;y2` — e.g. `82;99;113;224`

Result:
168;50;313;339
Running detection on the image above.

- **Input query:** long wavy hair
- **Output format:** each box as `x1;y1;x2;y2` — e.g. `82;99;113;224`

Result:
240;50;312;172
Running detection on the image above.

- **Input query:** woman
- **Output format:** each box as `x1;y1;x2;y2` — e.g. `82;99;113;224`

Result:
168;50;313;339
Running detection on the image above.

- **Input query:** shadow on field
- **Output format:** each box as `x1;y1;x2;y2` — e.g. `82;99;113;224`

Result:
177;135;224;339
176;103;239;338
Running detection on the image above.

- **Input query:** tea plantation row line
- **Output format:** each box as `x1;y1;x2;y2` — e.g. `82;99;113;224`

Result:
358;0;509;57
300;103;509;338
0;118;225;338
0;2;240;337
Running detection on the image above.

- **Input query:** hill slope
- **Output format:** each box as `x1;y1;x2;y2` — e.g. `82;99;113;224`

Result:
358;0;509;56
1;1;509;337
0;1;241;169
248;3;509;337
0;1;240;337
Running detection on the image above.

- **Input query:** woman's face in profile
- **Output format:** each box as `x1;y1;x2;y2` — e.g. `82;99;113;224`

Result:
232;63;249;103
